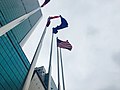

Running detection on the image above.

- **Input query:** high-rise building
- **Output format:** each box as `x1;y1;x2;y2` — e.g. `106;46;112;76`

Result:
29;66;57;90
35;66;46;82
45;74;58;90
28;71;46;90
0;0;42;90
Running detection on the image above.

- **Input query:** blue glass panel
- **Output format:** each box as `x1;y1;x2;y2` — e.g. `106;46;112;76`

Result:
2;37;23;75
0;65;13;90
0;73;11;90
2;36;27;76
11;19;31;43
0;83;4;90
0;0;26;23
0;42;23;84
0;61;19;90
22;0;40;13
7;32;30;69
29;10;42;26
0;46;4;64
0;11;6;27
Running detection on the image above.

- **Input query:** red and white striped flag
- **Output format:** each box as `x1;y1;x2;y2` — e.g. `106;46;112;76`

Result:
57;38;72;51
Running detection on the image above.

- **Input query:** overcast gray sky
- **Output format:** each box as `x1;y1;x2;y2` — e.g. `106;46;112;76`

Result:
23;0;120;90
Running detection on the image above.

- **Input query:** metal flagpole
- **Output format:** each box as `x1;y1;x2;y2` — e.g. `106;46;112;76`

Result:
47;32;54;90
56;37;60;90
60;48;65;90
22;26;47;90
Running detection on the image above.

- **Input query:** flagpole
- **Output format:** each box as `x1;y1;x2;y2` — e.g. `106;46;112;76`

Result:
56;37;60;90
60;48;65;90
47;32;54;90
22;26;47;90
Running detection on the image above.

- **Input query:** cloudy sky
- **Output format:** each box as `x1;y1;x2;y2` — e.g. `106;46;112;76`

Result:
23;0;120;90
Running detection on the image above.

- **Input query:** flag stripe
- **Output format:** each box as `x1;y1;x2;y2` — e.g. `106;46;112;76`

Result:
58;44;72;48
49;16;60;19
57;39;72;51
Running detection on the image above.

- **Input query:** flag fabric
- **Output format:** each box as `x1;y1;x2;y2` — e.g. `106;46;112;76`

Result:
41;0;50;7
46;16;60;27
49;16;60;19
46;18;51;27
53;15;68;34
57;38;72;51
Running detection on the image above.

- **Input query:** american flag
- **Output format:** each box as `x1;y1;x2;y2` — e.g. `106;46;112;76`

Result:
57;38;72;51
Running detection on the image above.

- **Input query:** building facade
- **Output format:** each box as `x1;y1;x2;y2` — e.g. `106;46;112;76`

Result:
28;73;46;90
29;67;57;90
0;0;42;90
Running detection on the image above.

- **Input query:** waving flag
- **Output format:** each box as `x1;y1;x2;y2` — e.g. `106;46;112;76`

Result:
41;0;50;7
46;16;60;27
57;38;72;51
53;15;68;34
49;16;60;19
